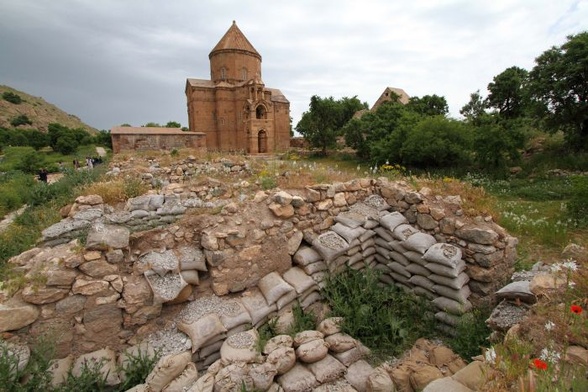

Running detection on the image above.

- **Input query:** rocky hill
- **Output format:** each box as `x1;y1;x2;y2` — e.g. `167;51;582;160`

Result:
0;85;98;133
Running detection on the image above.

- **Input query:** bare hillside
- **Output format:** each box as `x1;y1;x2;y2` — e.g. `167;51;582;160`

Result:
0;85;98;133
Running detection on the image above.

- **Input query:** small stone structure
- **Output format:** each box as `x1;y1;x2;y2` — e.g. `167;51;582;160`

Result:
1;167;518;390
110;127;206;154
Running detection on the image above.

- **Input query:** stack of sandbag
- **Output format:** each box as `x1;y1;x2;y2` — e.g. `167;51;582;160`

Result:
292;246;328;288
312;231;351;274
423;243;472;332
258;271;297;313
137;250;188;304
282;267;321;310
176;294;252;369
176;246;207;286
240;287;278;329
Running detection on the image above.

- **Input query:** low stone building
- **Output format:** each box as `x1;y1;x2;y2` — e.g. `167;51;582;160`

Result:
371;87;410;110
110;127;206;154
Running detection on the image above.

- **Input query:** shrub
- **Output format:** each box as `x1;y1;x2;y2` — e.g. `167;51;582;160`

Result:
321;267;435;357
448;308;492;360
286;304;317;335
116;348;161;391
2;91;22;104
10;114;32;127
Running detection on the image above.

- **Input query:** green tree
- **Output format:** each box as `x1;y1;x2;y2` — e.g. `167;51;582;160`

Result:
406;94;449;117
487;66;529;119
55;133;79;155
15;148;46;173
25;129;49;150
143;122;161;127
296;95;365;155
397;116;472;168
528;31;588;150
472;119;525;172
460;90;487;125
165;121;181;128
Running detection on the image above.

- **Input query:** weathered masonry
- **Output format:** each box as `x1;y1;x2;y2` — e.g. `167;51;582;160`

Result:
110;127;206;154
185;21;291;154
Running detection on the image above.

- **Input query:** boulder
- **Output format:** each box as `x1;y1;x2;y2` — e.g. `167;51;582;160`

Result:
0;297;39;332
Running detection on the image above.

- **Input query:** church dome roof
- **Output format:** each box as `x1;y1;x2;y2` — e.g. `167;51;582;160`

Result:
209;21;261;60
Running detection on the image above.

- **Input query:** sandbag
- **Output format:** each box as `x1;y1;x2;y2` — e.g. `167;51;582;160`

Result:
374;227;394;242
434;311;462;327
217;299;252;330
433;284;471;305
390;250;410;266
312;231;350;262
332;222;367;243
301;260;327;275
73;347;121;386
177;246;207;272
366;366;395;392
186;372;214;392
263;335;293;355
162;362;198;392
180;270;200;285
306;354;347;383
423;243;462;267
277;363;319;392
266;347;296;375
282;267;317;294
425;260;466;278
332;344;370;367
258;272;295;305
325;333;358;353
429;272;470;290
177;313;227;353
432;297;472;315
380;212;408;231
402;232;436;254
409;275;435;291
219;329;260;365
240;288;277;325
293;246;322;266
145;351;192;392
295;339;329;363
345;359;374;392
293;330;324;347
249;362;278;391
118;342;157;382
300;291;322;309
214;362;253;392
317;317;344;336
388;261;411;278
276;290;298;310
392;224;419;241
405;263;431;277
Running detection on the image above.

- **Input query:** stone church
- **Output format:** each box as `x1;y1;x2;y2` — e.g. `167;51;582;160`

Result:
185;21;291;153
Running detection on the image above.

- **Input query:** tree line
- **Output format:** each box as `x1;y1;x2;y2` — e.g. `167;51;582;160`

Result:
295;32;588;174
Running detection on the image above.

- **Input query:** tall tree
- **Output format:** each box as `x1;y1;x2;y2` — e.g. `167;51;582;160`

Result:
487;66;529;119
406;95;448;117
460;90;487;125
528;32;588;150
296;95;365;155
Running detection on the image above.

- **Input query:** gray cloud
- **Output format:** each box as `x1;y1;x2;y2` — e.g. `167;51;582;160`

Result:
0;0;586;131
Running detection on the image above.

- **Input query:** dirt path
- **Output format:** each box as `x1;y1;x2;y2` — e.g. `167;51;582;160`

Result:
0;205;26;234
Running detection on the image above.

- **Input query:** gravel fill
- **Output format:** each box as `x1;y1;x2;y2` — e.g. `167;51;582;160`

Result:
178;295;243;323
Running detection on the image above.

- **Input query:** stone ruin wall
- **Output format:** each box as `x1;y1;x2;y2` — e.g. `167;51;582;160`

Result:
1;176;517;370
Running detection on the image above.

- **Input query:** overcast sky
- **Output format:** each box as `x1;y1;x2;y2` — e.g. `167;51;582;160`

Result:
1;0;586;131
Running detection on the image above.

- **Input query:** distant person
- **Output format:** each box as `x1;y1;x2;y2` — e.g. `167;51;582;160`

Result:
73;159;80;169
86;157;93;169
38;168;48;183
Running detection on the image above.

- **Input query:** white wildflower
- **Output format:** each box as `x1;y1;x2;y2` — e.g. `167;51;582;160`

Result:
485;347;497;364
562;259;578;272
551;263;563;273
545;320;555;331
569;281;576;288
540;348;561;364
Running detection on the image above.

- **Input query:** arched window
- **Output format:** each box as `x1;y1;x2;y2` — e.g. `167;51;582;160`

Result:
220;67;226;80
241;67;248;80
255;105;266;119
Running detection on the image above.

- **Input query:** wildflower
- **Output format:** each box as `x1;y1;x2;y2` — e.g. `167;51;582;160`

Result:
540;348;561;364
550;263;563;273
569;281;576;288
484;347;497;364
544;320;555;331
532;358;548;371
570;304;583;315
562;259;578;272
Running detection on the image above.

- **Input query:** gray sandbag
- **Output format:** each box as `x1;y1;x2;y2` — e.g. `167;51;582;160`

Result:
392;224;419;241
433;284;471;305
345;359;374;392
293;246;322;266
423;243;463;267
425;260;466;278
403;232;437;254
380;211;408;231
258;272;295;305
282;267;317;294
241;288;278;326
312;232;350;262
332;222;367;244
432;297;473;315
428;271;470;290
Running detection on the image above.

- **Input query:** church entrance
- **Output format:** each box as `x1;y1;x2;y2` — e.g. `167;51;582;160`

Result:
258;130;268;153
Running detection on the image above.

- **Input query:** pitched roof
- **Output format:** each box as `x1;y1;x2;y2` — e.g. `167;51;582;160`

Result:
186;78;215;88
267;88;289;104
209;21;261;60
110;127;203;135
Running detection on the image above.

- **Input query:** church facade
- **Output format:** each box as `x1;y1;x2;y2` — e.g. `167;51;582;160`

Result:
185;21;291;154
